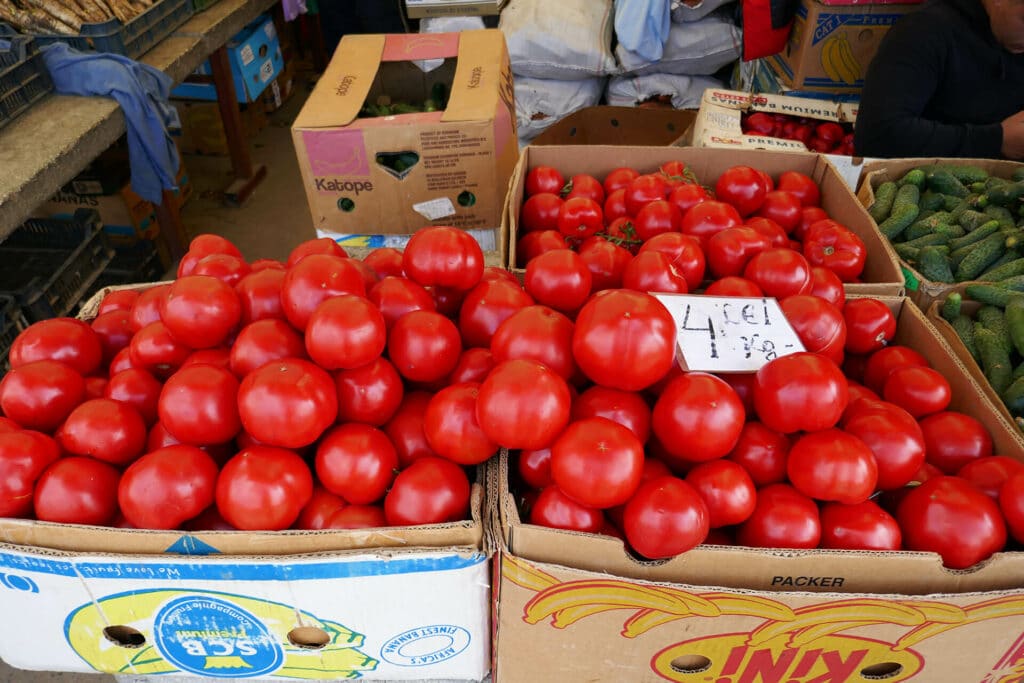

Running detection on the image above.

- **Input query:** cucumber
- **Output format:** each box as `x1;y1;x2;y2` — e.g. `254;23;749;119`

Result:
1006;297;1024;357
878;185;921;240
904;212;953;241
900;168;927;189
949;196;981;222
930;164;989;184
1014;360;1024;380
1014;168;1024;183
928;170;970;197
985;205;1017;231
978;305;1014;355
980;256;1024;282
976;326;1013;393
1002;377;1024;416
951;314;981;361
941;292;962;322
994;274;1024;292
955;232;1009;281
916;246;955;283
965;284;1017;307
986;181;1024;207
959;210;992;231
948;220;1002;251
919;191;946;212
868;181;898;223
934;223;965;239
940;194;963;212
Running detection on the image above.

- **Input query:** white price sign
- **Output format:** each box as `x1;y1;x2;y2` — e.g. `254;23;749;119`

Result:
654;294;806;373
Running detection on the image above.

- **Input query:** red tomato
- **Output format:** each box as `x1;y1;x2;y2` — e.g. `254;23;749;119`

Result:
335;356;404;426
191;253;251;287
744;216;789;248
345;257;382;291
1000;472;1024;543
10;318;102;376
525;249;592;314
863;345;928;393
327;504;387;529
577;237;632;291
457;279;533;350
843;406;926;491
281;254;366;331
305;295;386;370
557;197;604;239
685;460;756;528
621;251;689;294
530;485;604;533
737;483;821;549
119;445;219;529
390;310;462;383
898;476;1006;568
238;359;338;449
519;448;553;489
706;226;772;279
384;456;471;525
229;319;307;378
446;347;496;385
97;289;140;316
624;174;669;215
59;398;147;466
959;456;1024;499
0;360;84;432
715;165;768;217
803;222;867;282
178;235;242;278
780;295;847;364
564;174;605;203
362;247;405;278
755;191;803;233
90;311;133;366
250;259;285;273
920;411;994;473
754;352;848;433
809;266;845;309
787;429;878;504
777;171;821;207
286;237;346;268
882;366;951;418
603;189;630;225
525;166;565;196
659;161;695;188
653;373;746;463
516;230;568;268
521;193;563;232
423;383;498;465
668;183;709;216
216;446;313;531
477;359;571;450
795;206;830;241
491;306;576;381
572;290;676;391
235;268;286;325
129;321;192;377
637;233;706;290
633;200;682;241
128;284;170;333
742;248;813;299
368;276;436;330
184;348;233;374
0;430;61;517
704;277;764;297
572;386;651;443
33;456;121;525
84;376;107;400
727;422;790;487
551;417;645;509
604;167;640;195
681;200;743;247
315;424;398;504
158;365;241;446
294;485;346;530
384;392;438;468
623;476;709;559
820;500;901;550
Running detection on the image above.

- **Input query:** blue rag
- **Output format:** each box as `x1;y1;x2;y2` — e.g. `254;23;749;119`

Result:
41;42;180;205
615;0;672;63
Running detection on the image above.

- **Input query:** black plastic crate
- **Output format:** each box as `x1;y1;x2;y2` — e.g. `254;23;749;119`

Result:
192;0;222;10
0;209;114;322
0;0;194;60
0;36;52;131
0;294;30;373
91;239;165;294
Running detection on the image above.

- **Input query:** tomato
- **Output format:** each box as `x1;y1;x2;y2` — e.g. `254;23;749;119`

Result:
843;406;926;490
604;167;640;195
624;174;669;215
10;318;102;376
335;356;404;426
83;376;107;400
368;276;436;330
178;234;242;278
326;504;386;529
237;359;337;449
681;200;743;247
362;247;405;279
845;380;880;409
235;268;286;325
518;448;553;489
706;226;772;279
743;248;813;299
295;485;346;530
637;233;706;290
423;383;498;465
158;364;241;446
653;374;745;463
119;445;219;529
633;200;682;242
659;160;695;187
809;266;845;309
315;424;398;504
491;306;576;381
564;173;605;203
744;216;789;249
281;254;366;331
577;237;632;291
755;191;803;233
191;253;251;287
286;237;346;268
445;348;495;386
0;430;61;517
959;456;1024;499
345;258;382;292
97;289;140;316
525;165;565;196
250;259;285;273
108;347;141;375
90;310;133;366
787;429;877;504
477;359;571;450
557;197;604;239
458;279;534;350
58;398;147;465
704;277;763;297
551;417;644;509
530;485;604;533
780;294;847;364
727;422;790;487
753;352;848;433
622;251;689;294
668;183;709;216
0;360;84;432
685;460;756;527
803;222;867;282
737;483;821;549
715;165;768;217
573;290;676;391
229;319;306;378
384;456;471;525
1000;472;1024;543
623;476;709;559
216;446;313;530
33;456;120;525
524;249;592;314
820;501;901;550
882;366;951;418
776;171;821;207
920;411;994;473
129;284;170;333
603;189;630;225
302;294;386;371
389;310;462;383
130;321;192;377
571;386;651;443
384;391;437;468
863;345;928;393
158;277;238;351
898;476;1006;568
521;192;563;233
516;230;568;268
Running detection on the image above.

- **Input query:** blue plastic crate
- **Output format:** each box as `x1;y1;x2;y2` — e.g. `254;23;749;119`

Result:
0;36;52;130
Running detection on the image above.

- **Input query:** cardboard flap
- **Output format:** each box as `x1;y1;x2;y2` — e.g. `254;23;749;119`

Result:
443;29;503;123
295;34;384;129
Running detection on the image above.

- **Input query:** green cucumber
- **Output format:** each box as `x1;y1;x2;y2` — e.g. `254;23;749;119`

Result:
868;181;898;223
916;246;955;283
951;314;981;361
978;305;1014;355
955;232;1010;281
959;210;992;231
900;168;927;189
976;326;1013;393
986;181;1024;207
965;284;1017;307
878;184;921;240
928;170;970;197
919;191;946;212
979;256;1024;282
948;220;1002;251
930;164;989;184
985;205;1017;231
1002;376;1024;416
941;292;962;322
1013;168;1024;183
1006;297;1024;357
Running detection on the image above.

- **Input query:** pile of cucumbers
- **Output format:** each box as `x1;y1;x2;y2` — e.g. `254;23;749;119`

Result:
868;165;1024;284
359;83;449;118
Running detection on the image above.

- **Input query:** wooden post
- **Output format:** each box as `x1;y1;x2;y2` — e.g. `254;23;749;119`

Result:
208;45;267;205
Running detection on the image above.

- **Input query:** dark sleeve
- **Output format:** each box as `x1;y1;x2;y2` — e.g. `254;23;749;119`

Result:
853;13;1004;159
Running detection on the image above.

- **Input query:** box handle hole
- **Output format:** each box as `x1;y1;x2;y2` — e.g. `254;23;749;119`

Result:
375;151;420;180
103;625;146;649
337;197;355;212
458;190;476;207
861;662;903;679
670;654;711;674
287;626;330;650
610;118;620;127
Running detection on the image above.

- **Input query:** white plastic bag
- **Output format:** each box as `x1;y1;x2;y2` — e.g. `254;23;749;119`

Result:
499;0;617;80
415;16;486;73
671;0;736;23
614;0;671;63
514;76;607;146
606;73;722;109
617;11;741;76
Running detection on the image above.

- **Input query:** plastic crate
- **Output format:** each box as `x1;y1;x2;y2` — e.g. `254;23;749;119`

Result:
91;239;165;294
0;0;194;60
0;209;114;322
0;294;30;373
0;36;52;131
192;0;222;10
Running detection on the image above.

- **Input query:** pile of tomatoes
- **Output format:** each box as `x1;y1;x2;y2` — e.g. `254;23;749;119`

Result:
741;112;856;155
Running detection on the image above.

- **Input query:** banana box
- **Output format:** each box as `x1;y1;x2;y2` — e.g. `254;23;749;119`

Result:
766;0;920;94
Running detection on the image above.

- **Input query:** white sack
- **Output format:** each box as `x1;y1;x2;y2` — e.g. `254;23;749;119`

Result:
606;73;722;109
514;76;607;146
499;0;617;80
616;11;741;76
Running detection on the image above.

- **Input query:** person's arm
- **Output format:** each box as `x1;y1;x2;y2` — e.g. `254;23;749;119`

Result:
854;16;1004;159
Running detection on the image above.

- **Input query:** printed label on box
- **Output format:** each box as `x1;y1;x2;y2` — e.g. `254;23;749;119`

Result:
272;80;282;108
259;59;275;83
413;197;457;221
239;44;255;66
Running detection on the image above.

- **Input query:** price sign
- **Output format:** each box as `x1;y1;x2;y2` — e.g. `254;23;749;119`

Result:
654;294;806;373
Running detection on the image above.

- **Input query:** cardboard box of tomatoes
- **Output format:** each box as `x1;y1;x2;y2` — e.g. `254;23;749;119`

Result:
529;106;698;148
490;295;1024;683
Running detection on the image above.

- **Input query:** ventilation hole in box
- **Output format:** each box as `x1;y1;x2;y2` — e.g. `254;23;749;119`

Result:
337;197;355;212
667;123;677;132
103;625;146;649
287;626;330;650
375;151;420;180
458;191;476;207
670;654;711;674
861;662;903;679
259;44;268;58
569;126;577;137
610;118;620;127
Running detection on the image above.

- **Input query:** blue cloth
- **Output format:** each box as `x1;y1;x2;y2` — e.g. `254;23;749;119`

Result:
41;42;180;205
614;0;672;63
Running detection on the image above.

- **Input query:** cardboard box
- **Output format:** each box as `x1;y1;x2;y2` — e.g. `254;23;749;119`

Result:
529;106;697;147
491;296;1024;682
733;58;863;104
856;157;1024;310
174;99;269;157
766;0;918;94
504;145;904;297
405;0;507;19
291;30;518;262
